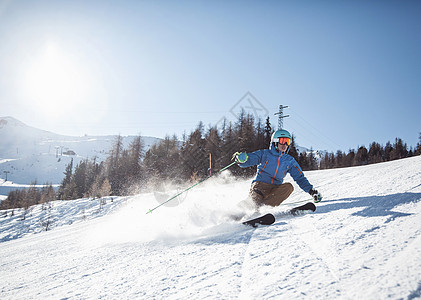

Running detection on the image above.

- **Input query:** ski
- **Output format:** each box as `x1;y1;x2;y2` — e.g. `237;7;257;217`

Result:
242;213;276;228
288;202;316;216
242;202;316;227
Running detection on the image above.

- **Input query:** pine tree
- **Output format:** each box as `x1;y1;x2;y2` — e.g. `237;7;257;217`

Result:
264;117;272;147
58;158;73;199
40;183;56;206
391;138;408;160
205;126;223;172
368;142;383;164
355;146;369;165
298;152;309;171
100;178;112;198
120;135;145;191
288;134;299;160
220;120;236;167
320;152;329;169
72;160;88;199
234;111;256;177
144;135;181;182
107;135;125;195
345;149;356;167
384;141;393;161
322;152;335;169
335;150;344;168
254;117;266;151
308;148;317;170
416;132;421;155
236;110;255;152
129;136;145;177
177;122;208;179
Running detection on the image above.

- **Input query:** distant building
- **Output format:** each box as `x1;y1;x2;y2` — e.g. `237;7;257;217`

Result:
63;150;76;156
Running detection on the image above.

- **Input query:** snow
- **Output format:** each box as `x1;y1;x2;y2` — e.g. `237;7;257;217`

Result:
0;116;161;193
1;155;421;299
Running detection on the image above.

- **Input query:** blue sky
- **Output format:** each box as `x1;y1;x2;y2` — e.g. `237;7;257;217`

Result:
0;0;420;152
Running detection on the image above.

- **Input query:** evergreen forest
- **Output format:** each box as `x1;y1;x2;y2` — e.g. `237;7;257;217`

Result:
2;111;420;210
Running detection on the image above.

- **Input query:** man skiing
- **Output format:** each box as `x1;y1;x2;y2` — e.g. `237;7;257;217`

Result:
233;129;322;208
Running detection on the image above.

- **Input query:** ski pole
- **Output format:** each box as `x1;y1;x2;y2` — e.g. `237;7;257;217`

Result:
146;161;237;214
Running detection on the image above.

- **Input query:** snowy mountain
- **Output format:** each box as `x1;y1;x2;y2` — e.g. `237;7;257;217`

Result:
295;145;327;163
0;155;420;299
0;116;161;195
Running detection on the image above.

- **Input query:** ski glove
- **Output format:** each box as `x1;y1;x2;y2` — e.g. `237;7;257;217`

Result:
232;152;248;164
309;189;322;203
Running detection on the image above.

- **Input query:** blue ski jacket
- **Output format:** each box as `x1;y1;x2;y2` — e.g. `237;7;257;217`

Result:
238;144;313;193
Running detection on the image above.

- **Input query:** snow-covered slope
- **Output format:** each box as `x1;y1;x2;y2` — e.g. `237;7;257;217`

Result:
0;156;420;299
0;116;161;194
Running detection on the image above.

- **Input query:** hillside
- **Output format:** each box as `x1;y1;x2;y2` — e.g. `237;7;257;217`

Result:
0;116;161;194
0;155;420;299
0;116;320;197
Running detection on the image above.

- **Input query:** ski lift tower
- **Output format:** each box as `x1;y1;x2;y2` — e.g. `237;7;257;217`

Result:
274;105;289;130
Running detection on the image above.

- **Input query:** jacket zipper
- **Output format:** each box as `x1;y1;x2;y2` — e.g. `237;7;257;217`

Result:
259;160;268;174
271;153;282;184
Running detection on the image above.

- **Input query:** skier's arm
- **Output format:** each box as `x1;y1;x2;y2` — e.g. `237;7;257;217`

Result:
288;161;323;202
288;161;313;193
235;150;263;168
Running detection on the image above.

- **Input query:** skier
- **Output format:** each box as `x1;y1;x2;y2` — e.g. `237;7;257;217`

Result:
233;129;322;208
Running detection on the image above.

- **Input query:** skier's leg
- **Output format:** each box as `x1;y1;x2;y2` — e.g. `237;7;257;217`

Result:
263;183;294;206
249;181;274;207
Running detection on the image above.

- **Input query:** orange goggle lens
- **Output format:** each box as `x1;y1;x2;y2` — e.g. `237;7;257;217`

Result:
277;137;291;146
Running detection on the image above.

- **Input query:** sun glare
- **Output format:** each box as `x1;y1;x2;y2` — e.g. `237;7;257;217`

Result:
24;42;91;119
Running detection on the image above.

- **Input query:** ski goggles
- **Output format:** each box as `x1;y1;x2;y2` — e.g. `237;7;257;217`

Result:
273;137;291;146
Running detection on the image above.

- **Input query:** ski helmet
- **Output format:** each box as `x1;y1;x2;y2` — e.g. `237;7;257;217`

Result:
271;129;292;150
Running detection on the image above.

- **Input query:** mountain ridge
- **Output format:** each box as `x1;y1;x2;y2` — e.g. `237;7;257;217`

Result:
0;116;161;190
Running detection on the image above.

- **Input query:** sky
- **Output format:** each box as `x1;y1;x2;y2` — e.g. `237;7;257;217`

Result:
0;0;420;152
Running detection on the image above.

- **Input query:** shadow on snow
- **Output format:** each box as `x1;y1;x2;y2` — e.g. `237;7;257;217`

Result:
187;193;421;246
316;192;421;223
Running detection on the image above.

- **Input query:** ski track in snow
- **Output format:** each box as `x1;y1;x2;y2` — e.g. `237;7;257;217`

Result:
1;156;421;299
